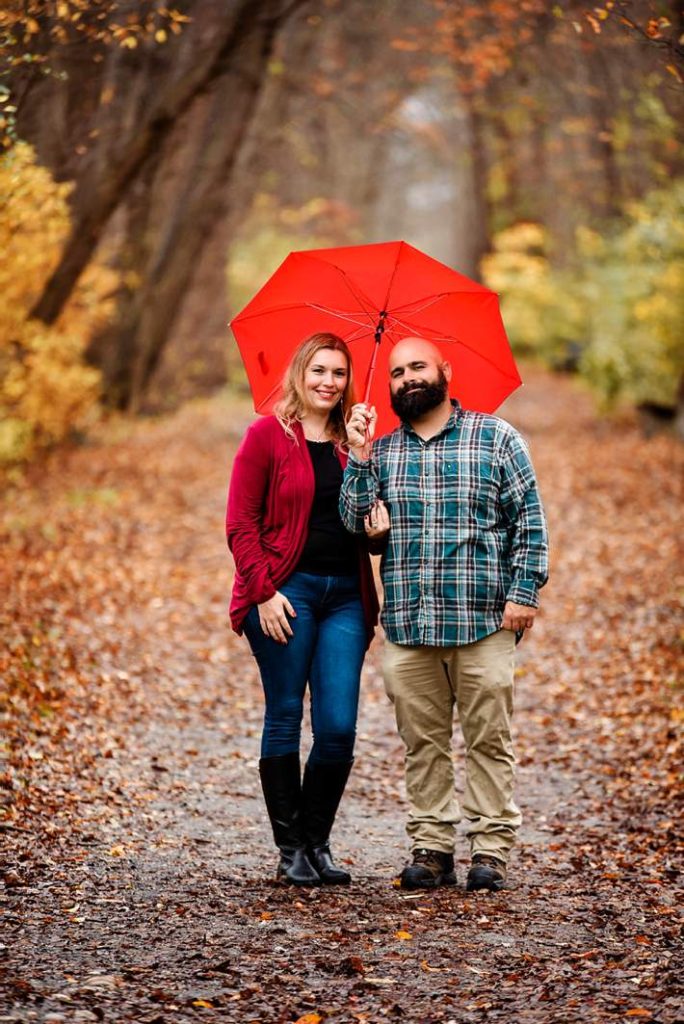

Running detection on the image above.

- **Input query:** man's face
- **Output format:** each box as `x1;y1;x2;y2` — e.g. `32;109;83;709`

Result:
389;348;450;420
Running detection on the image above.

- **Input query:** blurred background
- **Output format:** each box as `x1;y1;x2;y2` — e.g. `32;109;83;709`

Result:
1;0;683;468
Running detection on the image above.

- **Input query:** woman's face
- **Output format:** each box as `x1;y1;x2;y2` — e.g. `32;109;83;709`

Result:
302;348;349;415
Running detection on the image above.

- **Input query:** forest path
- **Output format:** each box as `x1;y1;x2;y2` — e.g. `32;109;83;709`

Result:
2;368;682;1023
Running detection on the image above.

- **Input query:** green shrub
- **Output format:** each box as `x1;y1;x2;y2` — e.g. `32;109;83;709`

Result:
483;182;684;411
578;183;684;409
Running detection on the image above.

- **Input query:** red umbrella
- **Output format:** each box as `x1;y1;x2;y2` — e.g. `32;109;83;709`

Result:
230;240;521;437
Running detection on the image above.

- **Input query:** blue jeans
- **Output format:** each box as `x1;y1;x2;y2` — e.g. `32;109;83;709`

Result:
243;572;367;763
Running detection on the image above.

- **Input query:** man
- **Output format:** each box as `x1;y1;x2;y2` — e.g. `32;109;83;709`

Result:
340;338;548;891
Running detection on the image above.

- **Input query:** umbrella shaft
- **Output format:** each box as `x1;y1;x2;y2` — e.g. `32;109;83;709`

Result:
363;338;381;405
363;315;386;405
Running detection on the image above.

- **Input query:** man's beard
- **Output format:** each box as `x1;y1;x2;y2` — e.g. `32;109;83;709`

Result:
390;369;449;420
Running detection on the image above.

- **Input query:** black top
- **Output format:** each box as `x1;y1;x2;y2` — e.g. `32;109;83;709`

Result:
294;441;359;576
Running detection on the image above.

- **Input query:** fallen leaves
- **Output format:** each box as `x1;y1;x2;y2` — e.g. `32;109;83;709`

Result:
2;371;682;1023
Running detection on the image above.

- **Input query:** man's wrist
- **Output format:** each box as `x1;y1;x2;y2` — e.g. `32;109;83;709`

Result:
505;582;539;608
349;444;371;463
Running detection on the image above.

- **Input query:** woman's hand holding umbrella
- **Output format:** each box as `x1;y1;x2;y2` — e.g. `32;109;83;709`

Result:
346;402;377;460
346;403;391;541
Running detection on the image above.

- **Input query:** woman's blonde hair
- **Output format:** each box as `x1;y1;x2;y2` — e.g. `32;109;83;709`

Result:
274;333;355;447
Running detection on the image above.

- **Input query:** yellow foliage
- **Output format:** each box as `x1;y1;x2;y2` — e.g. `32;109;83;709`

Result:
579;180;684;408
484;183;684;410
0;143;115;465
482;222;585;364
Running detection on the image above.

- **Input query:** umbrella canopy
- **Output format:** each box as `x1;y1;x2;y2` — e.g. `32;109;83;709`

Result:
230;240;521;437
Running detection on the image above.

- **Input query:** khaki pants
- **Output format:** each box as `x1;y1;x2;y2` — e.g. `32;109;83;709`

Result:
382;629;521;863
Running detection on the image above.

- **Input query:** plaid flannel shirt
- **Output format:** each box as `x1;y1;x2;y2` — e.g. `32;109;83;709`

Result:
339;402;549;647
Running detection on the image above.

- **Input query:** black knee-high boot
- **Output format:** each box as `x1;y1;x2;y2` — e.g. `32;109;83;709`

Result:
302;759;354;885
258;754;320;886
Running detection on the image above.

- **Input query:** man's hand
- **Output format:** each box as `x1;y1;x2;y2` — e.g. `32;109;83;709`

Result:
501;601;537;633
346;403;377;458
364;499;390;539
258;591;296;644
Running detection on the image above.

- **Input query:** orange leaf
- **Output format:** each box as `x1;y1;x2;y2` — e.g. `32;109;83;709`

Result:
294;1015;323;1024
395;930;412;940
625;1012;652;1019
390;38;421;52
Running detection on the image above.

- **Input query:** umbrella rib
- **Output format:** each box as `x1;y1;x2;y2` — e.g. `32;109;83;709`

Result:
343;327;385;348
391;313;521;382
346;283;380;323
306;302;376;331
254;374;287;413
389;294;448;317
330;267;383;324
389;290;491;316
232;300;374;330
386;311;455;339
342;324;375;344
290;250;379;320
232;301;339;323
382;319;406;345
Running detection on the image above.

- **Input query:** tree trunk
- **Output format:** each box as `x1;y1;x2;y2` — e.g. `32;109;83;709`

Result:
29;0;301;326
463;91;491;278
145;211;234;410
125;31;281;411
589;51;622;218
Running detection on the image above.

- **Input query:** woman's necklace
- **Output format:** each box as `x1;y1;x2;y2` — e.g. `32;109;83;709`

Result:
303;419;330;443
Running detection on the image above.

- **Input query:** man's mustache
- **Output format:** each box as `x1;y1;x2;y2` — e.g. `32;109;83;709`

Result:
397;381;429;397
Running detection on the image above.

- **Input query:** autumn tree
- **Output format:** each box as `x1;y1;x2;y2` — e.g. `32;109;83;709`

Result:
6;0;308;409
3;0;681;421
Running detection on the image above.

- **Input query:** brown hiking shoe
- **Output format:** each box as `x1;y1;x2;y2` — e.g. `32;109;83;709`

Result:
466;854;506;892
399;848;457;890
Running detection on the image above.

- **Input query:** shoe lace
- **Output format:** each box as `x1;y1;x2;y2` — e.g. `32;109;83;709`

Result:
413;849;440;866
472;854;503;869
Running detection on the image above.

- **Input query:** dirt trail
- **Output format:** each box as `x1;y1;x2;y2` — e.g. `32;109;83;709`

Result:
2;369;682;1023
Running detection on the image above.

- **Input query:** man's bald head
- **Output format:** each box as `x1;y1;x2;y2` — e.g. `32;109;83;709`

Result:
389;337;446;374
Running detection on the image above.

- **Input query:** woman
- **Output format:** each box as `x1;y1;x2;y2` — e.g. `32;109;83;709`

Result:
226;333;381;887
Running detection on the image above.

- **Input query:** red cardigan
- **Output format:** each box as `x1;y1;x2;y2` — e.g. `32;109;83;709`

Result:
226;416;379;646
